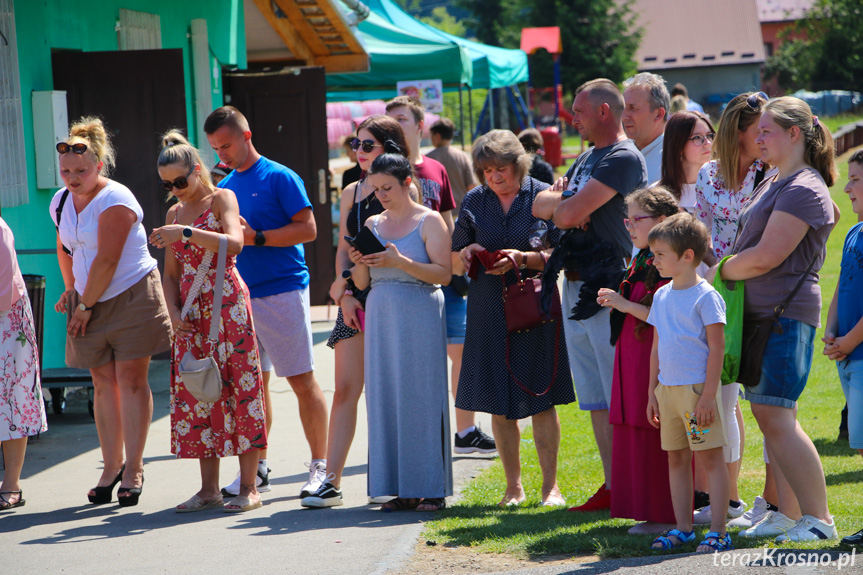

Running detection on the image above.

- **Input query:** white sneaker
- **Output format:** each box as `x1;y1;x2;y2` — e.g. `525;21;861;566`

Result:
300;461;327;498
693;499;748;524
220;467;271;497
368;495;396;504
728;495;770;529
740;510;797;538
775;515;838;543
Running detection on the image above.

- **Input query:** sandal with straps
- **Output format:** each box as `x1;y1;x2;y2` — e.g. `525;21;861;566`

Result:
0;490;25;511
651;528;695;549
416;498;446;512
697;531;733;553
380;497;421;513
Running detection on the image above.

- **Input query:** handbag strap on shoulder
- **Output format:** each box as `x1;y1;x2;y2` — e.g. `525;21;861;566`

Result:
207;235;228;344
774;254;818;318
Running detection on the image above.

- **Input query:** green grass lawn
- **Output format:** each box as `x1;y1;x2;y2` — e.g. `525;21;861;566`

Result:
422;155;862;560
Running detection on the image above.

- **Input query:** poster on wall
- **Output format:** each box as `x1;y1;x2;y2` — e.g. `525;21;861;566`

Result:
396;79;443;113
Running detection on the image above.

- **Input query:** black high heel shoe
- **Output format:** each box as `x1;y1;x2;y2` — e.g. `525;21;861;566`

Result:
117;473;144;507
88;465;125;505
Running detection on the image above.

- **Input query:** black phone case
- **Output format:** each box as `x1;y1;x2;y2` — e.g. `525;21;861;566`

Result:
345;226;386;255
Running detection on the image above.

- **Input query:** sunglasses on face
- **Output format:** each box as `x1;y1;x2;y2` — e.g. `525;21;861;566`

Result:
746;92;769;110
688;133;716;147
350;138;382;153
160;166;196;192
56;142;88;155
623;215;657;230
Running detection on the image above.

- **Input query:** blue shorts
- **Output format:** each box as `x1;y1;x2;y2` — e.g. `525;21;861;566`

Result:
838;358;863;449
442;284;466;344
744;317;815;408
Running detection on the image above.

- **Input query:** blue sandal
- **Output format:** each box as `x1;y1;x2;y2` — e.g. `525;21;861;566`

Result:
651;529;695;549
698;531;733;552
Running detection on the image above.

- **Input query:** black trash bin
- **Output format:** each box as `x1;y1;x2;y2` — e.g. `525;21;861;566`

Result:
22;275;63;414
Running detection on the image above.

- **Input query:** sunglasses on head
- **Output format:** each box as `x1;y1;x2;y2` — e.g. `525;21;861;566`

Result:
746;91;769;110
350;138;382;153
56;142;88;155
160;166;196;192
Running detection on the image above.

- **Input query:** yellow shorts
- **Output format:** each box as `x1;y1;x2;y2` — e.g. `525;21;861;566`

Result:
655;382;727;452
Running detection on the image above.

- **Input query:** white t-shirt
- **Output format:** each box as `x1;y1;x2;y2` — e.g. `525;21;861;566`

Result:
641;134;663;184
50;181;157;302
646;278;726;386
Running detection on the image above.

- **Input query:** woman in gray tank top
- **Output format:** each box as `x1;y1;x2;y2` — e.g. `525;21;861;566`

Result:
348;154;454;512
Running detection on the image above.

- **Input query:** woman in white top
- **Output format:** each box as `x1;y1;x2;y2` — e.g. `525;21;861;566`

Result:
50;117;172;507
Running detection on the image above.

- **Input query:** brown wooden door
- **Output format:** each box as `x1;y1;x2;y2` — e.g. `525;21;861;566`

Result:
52;49;187;272
223;66;333;305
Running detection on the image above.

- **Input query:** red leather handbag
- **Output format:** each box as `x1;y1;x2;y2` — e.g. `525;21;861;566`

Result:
500;253;561;332
499;253;562;397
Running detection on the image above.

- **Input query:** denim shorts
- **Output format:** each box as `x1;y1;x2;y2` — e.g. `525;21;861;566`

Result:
442;284;466;344
744;317;815;408
837;358;863;449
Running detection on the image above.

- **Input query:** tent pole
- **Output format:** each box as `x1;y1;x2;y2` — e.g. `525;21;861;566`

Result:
458;84;466;150
468;86;474;141
489;88;495;131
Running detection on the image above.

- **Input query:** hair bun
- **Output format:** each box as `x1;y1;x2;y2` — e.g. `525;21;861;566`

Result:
383;139;402;155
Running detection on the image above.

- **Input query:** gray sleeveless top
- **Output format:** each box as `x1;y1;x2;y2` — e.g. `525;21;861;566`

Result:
369;212;434;287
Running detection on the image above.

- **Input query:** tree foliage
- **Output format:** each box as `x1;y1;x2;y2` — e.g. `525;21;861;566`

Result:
419;7;468;38
764;0;863;93
455;0;642;95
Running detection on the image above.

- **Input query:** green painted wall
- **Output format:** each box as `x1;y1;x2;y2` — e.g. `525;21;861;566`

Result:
4;0;246;369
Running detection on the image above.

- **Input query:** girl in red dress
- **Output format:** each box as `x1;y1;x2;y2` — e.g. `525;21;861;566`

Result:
597;186;679;533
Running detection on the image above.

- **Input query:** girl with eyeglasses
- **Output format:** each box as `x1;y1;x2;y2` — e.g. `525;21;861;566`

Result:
597;186;679;534
304;116;413;508
659;111;716;216
149;131;267;513
50;117;172;507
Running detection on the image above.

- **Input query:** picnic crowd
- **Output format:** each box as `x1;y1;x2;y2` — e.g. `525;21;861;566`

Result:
1;77;862;552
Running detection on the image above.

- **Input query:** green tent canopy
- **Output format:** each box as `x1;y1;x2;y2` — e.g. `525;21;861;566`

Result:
361;0;528;90
326;11;472;102
326;0;528;101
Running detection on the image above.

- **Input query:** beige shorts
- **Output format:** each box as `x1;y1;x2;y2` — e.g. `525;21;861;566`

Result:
66;268;172;368
655;382;727;452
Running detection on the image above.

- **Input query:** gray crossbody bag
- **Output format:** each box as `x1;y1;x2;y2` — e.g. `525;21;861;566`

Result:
178;234;227;403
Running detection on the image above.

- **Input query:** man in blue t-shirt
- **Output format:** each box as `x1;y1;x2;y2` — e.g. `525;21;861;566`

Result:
205;106;329;501
534;79;648;513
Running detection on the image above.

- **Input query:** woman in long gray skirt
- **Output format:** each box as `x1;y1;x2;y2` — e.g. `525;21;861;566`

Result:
349;153;453;512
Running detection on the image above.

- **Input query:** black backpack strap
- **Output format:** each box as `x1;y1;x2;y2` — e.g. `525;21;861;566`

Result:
55;189;71;255
753;166;766;189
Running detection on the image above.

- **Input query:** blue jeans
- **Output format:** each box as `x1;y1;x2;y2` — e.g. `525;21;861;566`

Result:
744;317;816;408
838;358;863;449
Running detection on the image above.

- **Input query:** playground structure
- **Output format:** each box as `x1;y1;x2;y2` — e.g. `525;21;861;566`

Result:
520;26;571;167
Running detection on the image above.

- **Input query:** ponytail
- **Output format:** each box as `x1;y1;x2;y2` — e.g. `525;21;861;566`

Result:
157;129;215;197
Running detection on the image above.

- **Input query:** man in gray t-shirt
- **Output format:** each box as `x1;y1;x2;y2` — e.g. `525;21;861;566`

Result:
534;78;647;511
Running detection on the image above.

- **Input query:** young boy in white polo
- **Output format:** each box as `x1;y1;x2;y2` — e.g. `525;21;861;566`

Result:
645;213;732;552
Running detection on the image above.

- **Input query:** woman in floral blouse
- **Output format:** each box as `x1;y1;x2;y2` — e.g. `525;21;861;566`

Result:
692;91;775;529
696;92;773;266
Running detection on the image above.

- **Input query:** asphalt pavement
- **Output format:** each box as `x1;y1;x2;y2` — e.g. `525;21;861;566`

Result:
2;320;496;575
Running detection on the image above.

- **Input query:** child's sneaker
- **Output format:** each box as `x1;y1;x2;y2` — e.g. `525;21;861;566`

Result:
740;510;797;538
728;496;770;529
693;499;747;524
775;515;838;543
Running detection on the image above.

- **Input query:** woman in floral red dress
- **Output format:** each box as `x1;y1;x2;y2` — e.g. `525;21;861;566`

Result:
150;131;267;513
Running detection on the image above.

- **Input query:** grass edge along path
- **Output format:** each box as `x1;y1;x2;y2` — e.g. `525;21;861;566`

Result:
419;151;863;561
